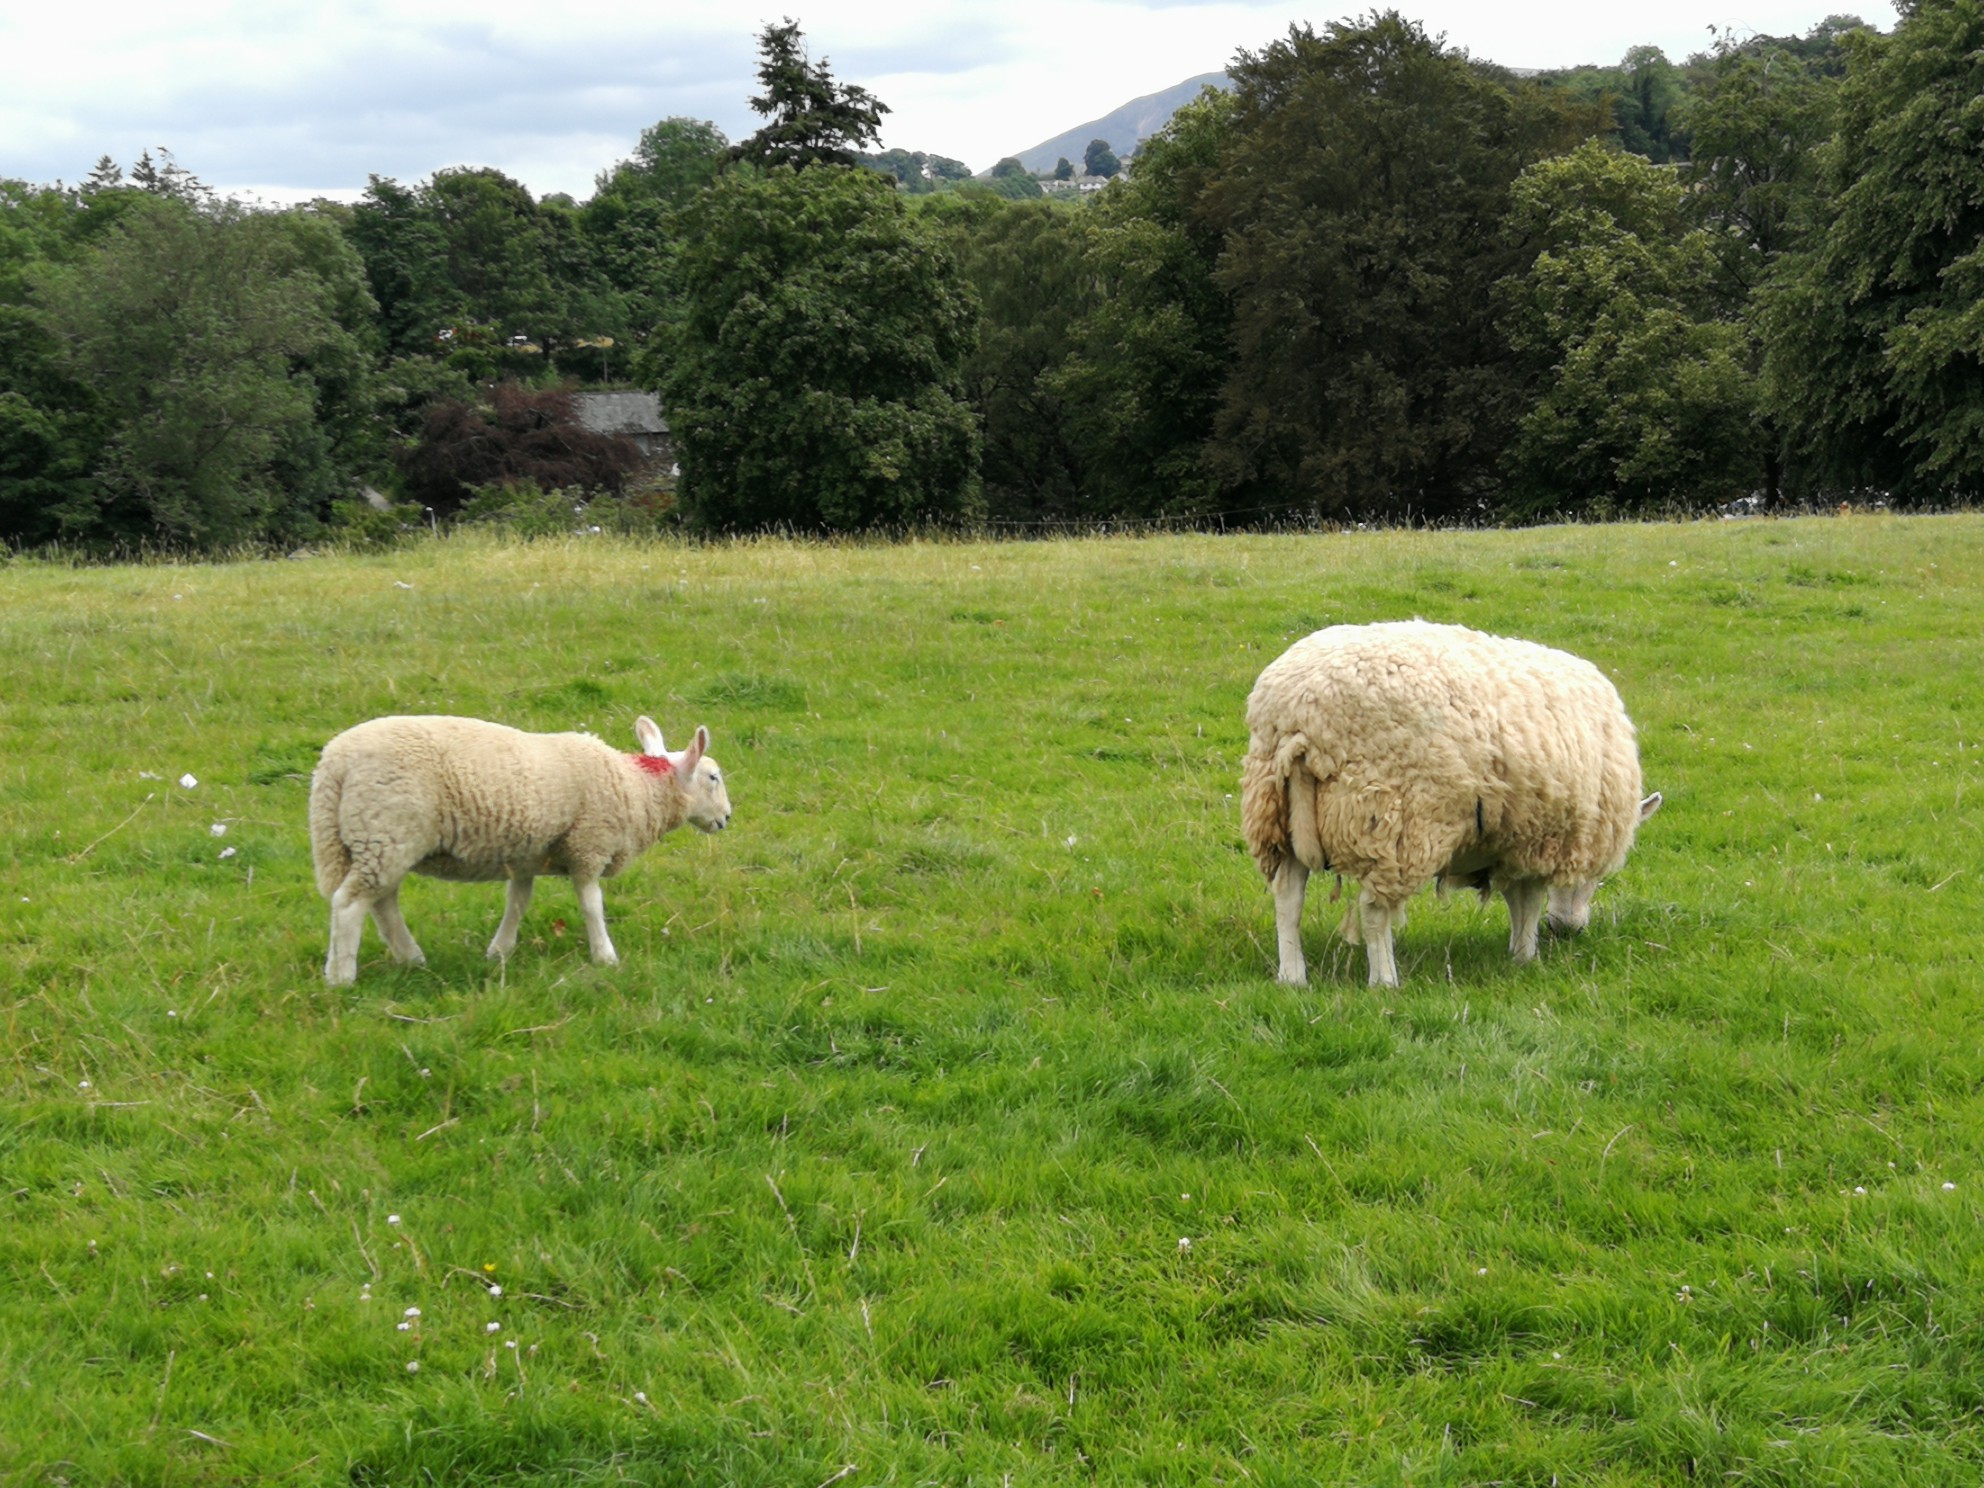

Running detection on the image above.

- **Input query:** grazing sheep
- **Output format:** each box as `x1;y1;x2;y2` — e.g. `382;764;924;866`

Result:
1241;621;1660;987
310;714;731;986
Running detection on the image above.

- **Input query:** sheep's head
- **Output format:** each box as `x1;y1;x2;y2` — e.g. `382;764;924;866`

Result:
635;717;732;833
1547;791;1662;933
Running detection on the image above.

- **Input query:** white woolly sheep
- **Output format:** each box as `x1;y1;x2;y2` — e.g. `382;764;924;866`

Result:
309;714;731;986
1240;621;1660;987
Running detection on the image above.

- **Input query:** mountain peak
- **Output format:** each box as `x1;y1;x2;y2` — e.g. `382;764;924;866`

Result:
1001;71;1232;175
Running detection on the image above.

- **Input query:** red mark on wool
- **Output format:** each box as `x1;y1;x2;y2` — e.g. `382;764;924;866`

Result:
628;752;674;775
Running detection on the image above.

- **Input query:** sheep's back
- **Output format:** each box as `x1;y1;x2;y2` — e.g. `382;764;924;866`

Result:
319;716;619;883
1246;622;1642;887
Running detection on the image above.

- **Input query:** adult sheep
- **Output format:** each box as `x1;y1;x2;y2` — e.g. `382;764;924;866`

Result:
1241;621;1660;987
310;714;731;986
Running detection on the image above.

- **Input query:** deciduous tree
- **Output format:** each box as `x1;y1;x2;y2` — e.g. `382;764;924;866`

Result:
33;195;380;548
1502;142;1757;515
1760;3;1983;501
643;166;979;530
1203;12;1601;521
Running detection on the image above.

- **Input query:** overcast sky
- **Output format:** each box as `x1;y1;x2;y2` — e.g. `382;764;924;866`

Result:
3;1;1897;204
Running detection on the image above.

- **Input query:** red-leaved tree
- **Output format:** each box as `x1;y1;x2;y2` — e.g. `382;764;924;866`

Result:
396;382;642;514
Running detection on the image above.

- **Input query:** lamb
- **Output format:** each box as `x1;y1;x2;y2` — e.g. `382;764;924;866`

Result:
309;714;731;986
1240;621;1660;987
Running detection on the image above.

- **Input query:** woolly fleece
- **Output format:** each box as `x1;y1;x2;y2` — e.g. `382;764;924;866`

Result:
1241;621;1655;982
310;714;729;983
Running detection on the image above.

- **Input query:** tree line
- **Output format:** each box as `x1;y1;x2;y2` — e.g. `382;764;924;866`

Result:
3;6;1981;551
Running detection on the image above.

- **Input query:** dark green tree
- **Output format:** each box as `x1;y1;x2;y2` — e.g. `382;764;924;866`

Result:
578;120;728;371
343;175;456;358
1053;157;1075;182
730;20;889;170
347;167;619;375
1501;142;1758;515
1202;12;1601;521
1048;88;1238;519
423;167;566;346
643;166;979;530
32;195;381;548
1538;48;1687;162
0;181;102;544
924;195;1096;519
1683;26;1845;304
592;117;729;207
1082;139;1121;178
126;147;209;202
863;149;971;194
1762;1;1984;501
81;156;124;193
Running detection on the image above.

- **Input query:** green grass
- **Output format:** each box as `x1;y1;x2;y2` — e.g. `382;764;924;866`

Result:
3;516;1983;1485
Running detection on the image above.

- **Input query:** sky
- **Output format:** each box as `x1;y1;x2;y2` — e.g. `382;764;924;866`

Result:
2;1;1899;205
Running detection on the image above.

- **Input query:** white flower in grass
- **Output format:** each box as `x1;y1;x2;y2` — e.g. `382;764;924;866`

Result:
1944;1182;1958;1191
406;1360;420;1373
404;1306;420;1318
179;774;198;789
486;1321;501;1333
387;1214;401;1225
209;823;227;837
219;847;236;860
488;1285;503;1298
1177;1236;1191;1252
397;1322;411;1332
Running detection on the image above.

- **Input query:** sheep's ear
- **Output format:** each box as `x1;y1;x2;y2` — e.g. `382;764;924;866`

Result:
1639;791;1663;822
679;724;709;774
634;716;666;756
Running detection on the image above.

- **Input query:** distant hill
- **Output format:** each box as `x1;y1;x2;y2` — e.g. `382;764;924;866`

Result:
1001;71;1232;175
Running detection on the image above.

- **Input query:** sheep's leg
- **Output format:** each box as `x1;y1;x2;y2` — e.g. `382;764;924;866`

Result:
326;877;374;987
575;878;619;966
1272;857;1310;984
1504;880;1548;962
369;886;426;967
1359;897;1400;988
488;873;535;961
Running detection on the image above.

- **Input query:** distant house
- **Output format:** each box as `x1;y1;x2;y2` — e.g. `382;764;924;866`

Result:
573;391;673;464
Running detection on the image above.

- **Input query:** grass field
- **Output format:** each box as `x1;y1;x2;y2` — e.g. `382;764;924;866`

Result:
3;514;1982;1486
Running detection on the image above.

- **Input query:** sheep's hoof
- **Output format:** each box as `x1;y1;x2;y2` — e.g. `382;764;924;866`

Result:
1275;965;1307;986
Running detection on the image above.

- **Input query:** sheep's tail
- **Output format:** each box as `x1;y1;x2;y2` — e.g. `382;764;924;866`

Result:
1241;731;1309;881
308;754;351;900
